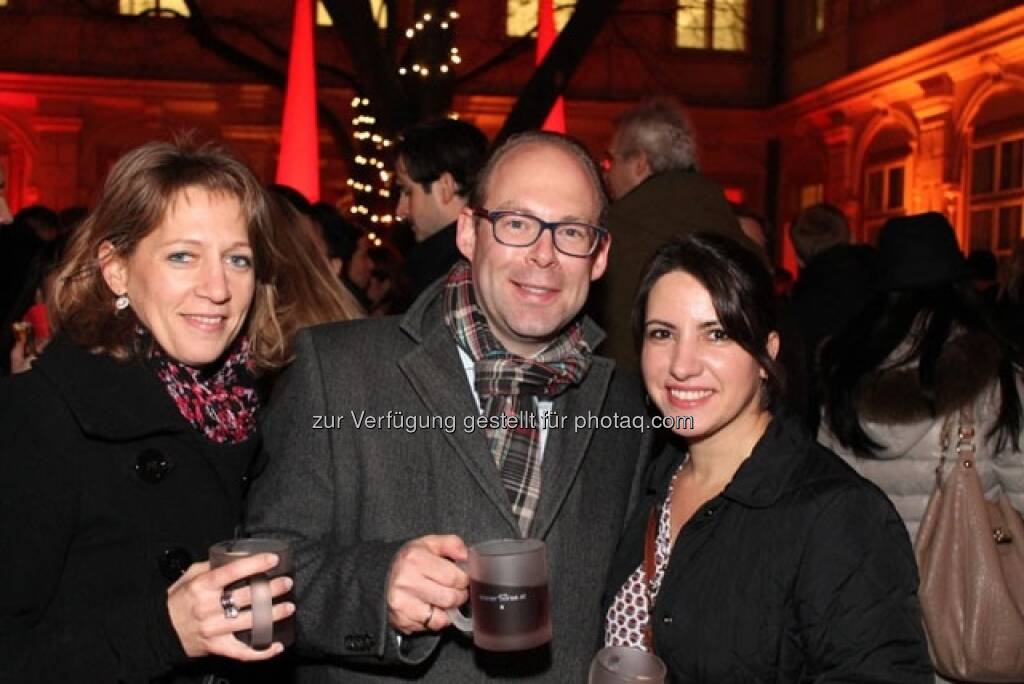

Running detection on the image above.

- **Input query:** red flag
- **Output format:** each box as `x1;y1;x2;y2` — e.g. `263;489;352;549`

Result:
276;0;320;201
536;0;566;133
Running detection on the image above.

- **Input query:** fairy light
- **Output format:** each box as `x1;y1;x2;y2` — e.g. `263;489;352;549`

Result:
397;6;461;81
345;94;397;232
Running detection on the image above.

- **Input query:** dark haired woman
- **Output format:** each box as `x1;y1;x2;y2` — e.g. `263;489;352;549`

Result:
0;140;350;682
819;212;1024;541
602;233;931;682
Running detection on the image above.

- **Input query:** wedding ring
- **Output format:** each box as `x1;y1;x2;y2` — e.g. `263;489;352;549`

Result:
420;605;434;628
221;592;240;620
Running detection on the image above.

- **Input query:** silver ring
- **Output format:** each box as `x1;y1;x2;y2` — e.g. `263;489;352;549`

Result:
421;605;434;628
221;592;240;620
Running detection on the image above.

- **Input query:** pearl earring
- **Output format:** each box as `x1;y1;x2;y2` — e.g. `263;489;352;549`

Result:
115;294;130;311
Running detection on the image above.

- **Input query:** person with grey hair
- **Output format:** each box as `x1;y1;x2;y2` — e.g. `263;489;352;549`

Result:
789;202;850;266
596;97;747;373
246;131;656;682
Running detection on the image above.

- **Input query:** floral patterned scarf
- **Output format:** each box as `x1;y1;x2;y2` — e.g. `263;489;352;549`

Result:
145;333;260;444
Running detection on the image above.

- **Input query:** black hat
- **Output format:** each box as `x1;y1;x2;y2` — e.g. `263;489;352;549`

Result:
877;212;969;290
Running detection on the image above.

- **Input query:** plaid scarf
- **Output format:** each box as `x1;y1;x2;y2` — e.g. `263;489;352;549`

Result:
443;261;592;536
144;332;260;445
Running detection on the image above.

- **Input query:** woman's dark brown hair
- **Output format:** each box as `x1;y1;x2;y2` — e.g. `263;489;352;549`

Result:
52;139;288;371
631;233;785;408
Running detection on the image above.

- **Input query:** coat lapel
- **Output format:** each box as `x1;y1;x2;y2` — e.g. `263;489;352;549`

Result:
530;356;615;540
398;322;521;534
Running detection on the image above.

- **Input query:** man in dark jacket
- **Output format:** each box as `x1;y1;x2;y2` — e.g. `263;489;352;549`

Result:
785;203;878;430
595;98;749;373
247;132;654;682
395;118;489;300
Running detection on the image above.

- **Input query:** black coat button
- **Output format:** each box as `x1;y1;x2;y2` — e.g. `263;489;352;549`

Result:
135;449;172;484
159;546;193;580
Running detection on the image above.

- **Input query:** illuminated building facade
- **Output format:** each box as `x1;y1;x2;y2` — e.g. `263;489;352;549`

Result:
0;1;1022;260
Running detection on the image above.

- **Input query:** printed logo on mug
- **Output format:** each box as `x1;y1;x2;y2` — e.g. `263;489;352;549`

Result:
446;538;552;652
209;538;295;650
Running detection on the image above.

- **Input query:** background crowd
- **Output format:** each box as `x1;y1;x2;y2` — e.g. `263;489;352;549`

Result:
0;96;1022;683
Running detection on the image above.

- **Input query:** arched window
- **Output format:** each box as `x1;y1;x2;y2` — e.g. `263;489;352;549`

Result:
966;89;1024;262
676;0;747;51
861;124;912;243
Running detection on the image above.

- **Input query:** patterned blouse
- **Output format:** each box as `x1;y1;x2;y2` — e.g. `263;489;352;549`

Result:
604;463;684;650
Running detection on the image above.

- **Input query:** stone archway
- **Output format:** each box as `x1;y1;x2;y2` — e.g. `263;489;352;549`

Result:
958;78;1024;259
0;113;39;214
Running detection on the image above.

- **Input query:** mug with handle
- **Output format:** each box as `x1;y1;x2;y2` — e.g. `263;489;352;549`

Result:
446;538;552;652
588;646;667;684
209;538;295;650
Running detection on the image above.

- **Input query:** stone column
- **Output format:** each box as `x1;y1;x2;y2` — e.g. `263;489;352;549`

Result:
31;116;82;209
911;74;956;220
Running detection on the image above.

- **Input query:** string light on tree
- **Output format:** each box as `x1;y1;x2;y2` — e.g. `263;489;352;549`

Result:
398;8;460;81
347;8;461;235
346;95;394;225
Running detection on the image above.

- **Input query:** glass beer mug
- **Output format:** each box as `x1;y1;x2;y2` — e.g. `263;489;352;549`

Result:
446;538;552;652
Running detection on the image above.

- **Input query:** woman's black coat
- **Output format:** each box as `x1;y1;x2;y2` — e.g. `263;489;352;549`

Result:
603;415;933;683
0;337;257;683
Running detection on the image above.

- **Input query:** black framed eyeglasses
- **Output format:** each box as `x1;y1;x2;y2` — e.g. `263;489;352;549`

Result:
471;208;607;258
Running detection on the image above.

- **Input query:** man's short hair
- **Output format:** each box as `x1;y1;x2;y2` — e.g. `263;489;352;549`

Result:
469;131;607;220
395;118;489;198
613;97;698;174
790;203;850;262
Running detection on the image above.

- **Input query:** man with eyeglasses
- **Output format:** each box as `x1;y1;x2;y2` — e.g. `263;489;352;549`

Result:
247;131;655;682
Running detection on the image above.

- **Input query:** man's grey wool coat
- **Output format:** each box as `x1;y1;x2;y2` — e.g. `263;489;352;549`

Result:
246;280;654;682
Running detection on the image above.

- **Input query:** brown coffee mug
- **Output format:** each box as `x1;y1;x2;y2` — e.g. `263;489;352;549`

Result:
209;538;295;650
446;538;552;652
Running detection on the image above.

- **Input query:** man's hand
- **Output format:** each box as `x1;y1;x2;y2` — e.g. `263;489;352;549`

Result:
386;535;469;634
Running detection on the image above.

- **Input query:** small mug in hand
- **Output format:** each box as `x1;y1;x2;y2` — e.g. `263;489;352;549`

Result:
446;538;552;652
209;538;295;650
588;646;667;684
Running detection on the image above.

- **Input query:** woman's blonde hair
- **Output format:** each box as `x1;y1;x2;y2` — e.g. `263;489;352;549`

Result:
53;138;290;371
263;193;364;362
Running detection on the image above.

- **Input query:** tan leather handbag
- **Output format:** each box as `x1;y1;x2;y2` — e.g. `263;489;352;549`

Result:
915;405;1024;682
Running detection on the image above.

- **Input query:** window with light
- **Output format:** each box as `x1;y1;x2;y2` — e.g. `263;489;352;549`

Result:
507;0;575;37
797;0;827;39
800;183;824;209
317;0;387;28
862;161;906;243
676;0;746;51
119;0;190;17
969;132;1024;259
